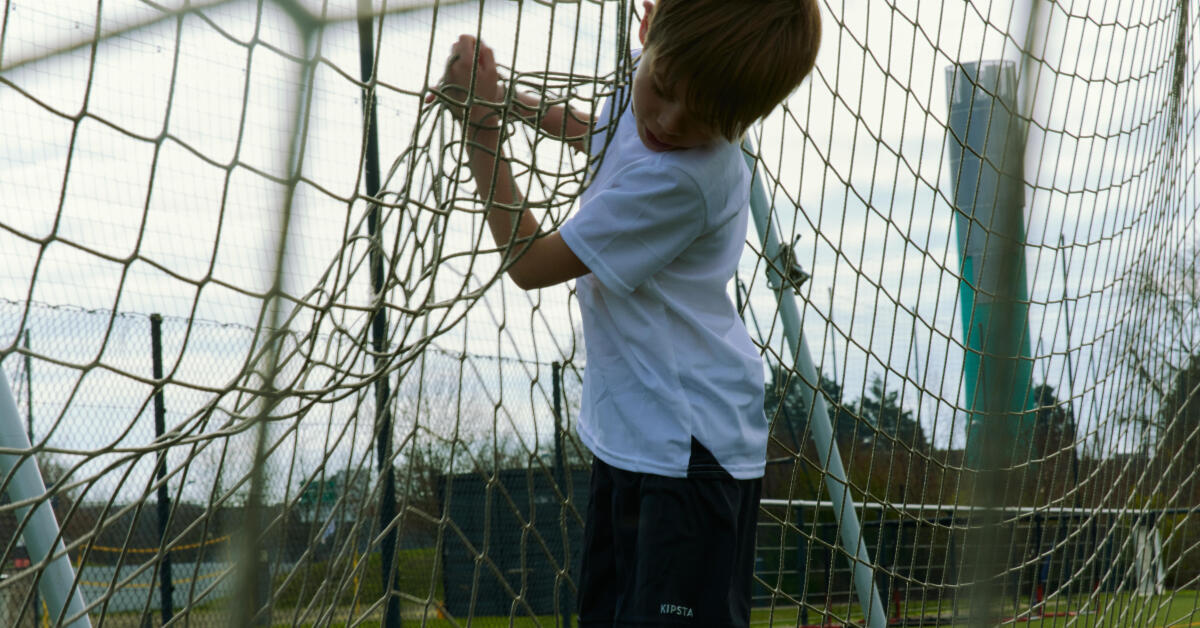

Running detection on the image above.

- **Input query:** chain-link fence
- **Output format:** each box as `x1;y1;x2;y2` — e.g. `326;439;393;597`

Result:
0;298;587;626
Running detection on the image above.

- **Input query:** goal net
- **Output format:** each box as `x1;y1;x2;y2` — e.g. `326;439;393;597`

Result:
0;0;1196;626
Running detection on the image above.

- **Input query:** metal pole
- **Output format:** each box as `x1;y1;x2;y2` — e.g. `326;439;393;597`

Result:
794;504;809;626
828;288;838;385
949;519;962;620
0;372;90;627
149;314;175;624
875;510;890;618
355;3;400;627
230;12;315;627
1056;234;1082;497
551;362;573;628
743;144;888;628
22;329;40;628
22;329;32;447
1056;234;1083;606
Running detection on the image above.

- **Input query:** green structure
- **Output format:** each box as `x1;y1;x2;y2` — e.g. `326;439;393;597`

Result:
944;61;1036;468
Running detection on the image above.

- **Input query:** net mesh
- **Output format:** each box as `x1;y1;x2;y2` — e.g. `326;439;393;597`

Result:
0;0;1197;626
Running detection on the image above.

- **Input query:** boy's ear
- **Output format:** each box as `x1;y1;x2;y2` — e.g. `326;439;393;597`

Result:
638;1;653;46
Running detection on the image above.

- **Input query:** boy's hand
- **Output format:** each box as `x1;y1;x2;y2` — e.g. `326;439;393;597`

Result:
425;35;504;127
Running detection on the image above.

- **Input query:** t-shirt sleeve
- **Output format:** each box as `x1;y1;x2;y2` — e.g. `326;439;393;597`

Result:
559;160;707;295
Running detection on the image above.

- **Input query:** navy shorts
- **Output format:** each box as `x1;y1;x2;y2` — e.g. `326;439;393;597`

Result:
577;441;762;627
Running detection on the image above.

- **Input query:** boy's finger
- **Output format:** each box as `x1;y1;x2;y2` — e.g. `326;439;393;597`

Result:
454;35;475;59
478;45;495;71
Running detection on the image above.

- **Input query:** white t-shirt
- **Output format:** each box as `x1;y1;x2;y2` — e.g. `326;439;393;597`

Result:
558;83;767;480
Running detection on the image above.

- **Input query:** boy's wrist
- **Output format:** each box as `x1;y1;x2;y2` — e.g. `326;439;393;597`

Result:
466;110;504;155
468;108;504;131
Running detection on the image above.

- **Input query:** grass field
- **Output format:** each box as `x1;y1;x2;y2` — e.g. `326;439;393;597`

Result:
750;591;1200;627
247;591;1198;627
91;593;1200;628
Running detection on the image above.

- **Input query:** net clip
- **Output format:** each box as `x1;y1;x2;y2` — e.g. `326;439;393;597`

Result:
774;235;810;294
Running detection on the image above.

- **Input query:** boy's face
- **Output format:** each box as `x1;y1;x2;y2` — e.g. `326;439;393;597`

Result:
631;55;721;152
633;4;722;152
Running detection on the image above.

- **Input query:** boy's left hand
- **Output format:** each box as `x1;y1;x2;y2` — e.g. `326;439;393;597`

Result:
425;35;504;127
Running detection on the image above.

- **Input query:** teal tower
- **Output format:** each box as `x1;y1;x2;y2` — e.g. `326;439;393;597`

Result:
944;61;1037;468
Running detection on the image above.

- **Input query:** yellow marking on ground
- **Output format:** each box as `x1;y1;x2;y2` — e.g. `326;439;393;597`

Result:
87;535;231;554
79;567;230;589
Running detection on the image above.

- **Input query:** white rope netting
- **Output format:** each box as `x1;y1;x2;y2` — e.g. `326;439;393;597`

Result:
0;0;1196;625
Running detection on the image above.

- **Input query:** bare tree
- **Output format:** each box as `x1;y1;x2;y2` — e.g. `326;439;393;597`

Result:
1122;242;1200;503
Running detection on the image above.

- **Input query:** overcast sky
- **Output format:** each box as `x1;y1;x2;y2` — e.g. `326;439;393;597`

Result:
1;0;1196;502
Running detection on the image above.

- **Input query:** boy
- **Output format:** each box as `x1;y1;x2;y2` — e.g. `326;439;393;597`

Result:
428;1;820;625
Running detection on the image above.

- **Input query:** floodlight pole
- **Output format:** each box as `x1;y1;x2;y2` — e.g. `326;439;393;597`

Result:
0;371;91;627
743;145;887;628
944;61;1035;470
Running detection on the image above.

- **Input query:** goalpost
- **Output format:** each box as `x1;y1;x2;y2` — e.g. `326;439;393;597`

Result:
0;0;1197;627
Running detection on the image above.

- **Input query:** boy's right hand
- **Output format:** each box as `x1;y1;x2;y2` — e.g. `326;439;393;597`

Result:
425;35;504;127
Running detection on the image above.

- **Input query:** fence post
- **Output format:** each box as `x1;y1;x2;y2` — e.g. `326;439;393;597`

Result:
1030;514;1044;609
22;329;41;628
874;511;885;616
794;504;808;626
948;513;961;620
821;521;834;615
149;314;174;623
551;362;574;628
355;3;400;627
874;512;892;620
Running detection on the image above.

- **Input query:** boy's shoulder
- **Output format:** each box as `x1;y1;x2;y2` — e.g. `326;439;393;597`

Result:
608;104;749;199
657;140;747;183
597;143;750;232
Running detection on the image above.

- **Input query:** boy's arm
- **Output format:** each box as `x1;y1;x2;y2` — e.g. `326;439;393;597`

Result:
511;90;594;155
430;36;590;291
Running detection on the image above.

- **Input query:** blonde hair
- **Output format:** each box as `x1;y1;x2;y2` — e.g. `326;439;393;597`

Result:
642;0;822;141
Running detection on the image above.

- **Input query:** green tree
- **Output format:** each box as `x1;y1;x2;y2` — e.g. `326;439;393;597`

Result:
858;375;927;451
1025;383;1081;503
764;364;860;448
1156;354;1200;504
1124;256;1200;457
1031;383;1076;456
1122;253;1200;505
